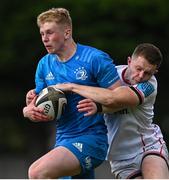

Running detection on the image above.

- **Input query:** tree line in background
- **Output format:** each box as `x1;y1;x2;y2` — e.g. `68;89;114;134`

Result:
0;0;169;156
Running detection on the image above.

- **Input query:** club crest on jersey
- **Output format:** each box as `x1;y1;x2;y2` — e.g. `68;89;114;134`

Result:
74;67;88;80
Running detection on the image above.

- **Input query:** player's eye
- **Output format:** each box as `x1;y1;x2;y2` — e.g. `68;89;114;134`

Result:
47;30;54;35
136;67;142;72
40;32;44;36
144;71;153;76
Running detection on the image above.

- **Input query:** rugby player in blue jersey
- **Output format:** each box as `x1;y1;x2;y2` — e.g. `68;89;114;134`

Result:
23;7;121;179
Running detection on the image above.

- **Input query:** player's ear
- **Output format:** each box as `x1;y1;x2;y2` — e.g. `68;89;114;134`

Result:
127;56;132;65
154;69;158;74
64;28;71;39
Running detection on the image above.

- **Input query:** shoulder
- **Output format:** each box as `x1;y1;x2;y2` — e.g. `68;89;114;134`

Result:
116;65;127;72
116;65;127;80
38;54;55;64
78;43;110;58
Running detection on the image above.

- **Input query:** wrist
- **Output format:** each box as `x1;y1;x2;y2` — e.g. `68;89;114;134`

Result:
71;83;78;93
96;102;103;113
71;83;76;90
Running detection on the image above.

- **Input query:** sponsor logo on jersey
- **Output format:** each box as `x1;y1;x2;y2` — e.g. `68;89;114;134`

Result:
46;72;55;80
137;82;154;97
72;142;83;152
74;67;88;80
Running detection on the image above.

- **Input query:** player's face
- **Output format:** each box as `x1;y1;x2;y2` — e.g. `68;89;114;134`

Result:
127;56;158;84
39;22;70;54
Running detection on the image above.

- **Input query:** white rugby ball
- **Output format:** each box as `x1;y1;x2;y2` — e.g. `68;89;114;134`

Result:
35;86;67;120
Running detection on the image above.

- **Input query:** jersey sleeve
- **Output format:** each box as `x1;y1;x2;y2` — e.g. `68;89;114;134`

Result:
92;52;120;88
131;80;156;104
35;60;46;94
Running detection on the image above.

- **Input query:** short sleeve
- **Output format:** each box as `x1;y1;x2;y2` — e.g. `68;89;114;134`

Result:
132;78;157;104
92;52;120;88
35;60;46;94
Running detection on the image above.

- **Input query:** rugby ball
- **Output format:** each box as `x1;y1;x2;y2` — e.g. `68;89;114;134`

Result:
35;86;67;120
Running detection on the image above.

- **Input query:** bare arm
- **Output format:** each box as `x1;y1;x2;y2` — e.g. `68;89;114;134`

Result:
55;82;140;113
101;86;140;113
75;86;140;113
54;80;121;104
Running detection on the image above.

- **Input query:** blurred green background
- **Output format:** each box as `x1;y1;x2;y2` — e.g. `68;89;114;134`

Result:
0;0;169;178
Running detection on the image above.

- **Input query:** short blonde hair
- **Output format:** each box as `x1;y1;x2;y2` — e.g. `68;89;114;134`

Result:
37;8;72;28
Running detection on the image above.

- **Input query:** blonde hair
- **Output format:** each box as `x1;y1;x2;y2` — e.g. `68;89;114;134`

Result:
37;8;72;28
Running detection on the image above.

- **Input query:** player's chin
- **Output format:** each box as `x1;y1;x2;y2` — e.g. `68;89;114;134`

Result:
131;79;139;85
47;50;53;54
45;48;53;54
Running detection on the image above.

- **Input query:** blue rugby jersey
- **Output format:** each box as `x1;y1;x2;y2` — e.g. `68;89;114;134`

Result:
35;43;120;143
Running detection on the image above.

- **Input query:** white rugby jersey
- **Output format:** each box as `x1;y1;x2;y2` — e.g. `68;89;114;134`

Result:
105;65;166;160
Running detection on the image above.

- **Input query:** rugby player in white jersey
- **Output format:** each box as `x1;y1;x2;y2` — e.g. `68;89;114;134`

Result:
54;43;169;179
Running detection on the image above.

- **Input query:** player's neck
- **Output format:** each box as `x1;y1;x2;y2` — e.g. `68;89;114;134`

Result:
57;39;77;62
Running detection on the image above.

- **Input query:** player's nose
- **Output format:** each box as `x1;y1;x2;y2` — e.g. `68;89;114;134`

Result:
139;71;144;79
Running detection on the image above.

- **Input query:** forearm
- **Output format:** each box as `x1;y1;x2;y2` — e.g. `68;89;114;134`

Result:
71;84;140;113
71;83;113;105
55;83;139;113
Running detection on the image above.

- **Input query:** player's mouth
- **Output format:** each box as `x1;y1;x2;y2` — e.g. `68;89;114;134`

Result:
134;78;142;84
45;45;53;51
45;45;52;49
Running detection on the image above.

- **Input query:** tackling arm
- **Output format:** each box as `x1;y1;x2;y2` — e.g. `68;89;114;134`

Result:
101;86;141;113
72;84;140;113
55;83;140;113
